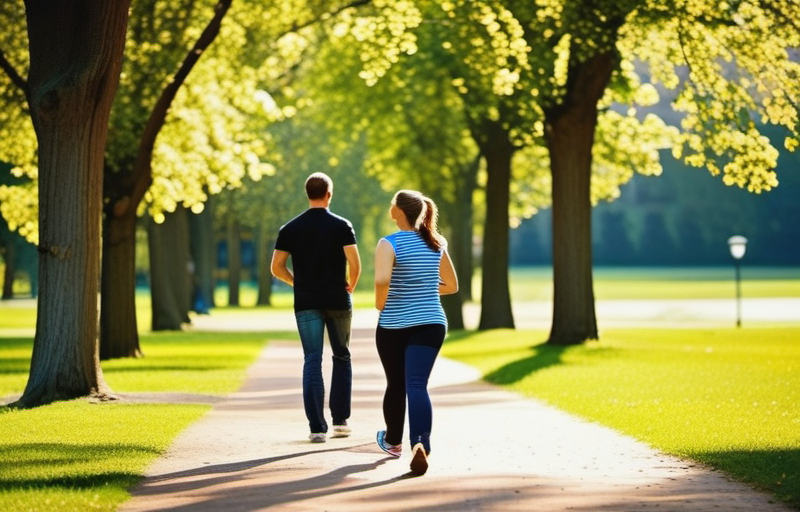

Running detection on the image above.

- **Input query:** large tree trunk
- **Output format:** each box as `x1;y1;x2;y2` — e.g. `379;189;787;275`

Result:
226;218;241;306
439;202;464;329
256;223;273;306
440;155;480;329
100;207;141;359
15;0;130;408
544;52;615;345
189;200;215;313
478;121;516;330
453;154;480;303
2;241;14;299
149;209;192;330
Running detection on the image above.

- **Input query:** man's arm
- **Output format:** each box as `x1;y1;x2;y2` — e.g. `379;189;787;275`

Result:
270;249;293;286
344;244;361;294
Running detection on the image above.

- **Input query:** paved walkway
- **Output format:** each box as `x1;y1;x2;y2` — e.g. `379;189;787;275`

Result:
119;320;794;512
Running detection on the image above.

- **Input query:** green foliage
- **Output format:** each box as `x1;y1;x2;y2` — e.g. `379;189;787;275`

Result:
3;0;800;248
0;3;37;243
623;0;800;192
442;326;800;506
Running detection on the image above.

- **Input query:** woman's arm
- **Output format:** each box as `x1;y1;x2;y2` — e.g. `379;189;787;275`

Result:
439;249;459;295
374;239;395;310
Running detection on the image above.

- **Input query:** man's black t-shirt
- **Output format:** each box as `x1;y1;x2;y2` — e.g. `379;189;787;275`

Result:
274;208;357;312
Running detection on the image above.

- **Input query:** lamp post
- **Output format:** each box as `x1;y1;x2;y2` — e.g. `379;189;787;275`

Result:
727;236;748;327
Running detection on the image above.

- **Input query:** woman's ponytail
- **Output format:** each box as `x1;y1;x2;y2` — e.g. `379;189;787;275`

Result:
393;190;444;252
418;197;443;252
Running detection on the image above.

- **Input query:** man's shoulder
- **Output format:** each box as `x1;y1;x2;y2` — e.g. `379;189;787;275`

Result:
279;210;307;229
326;211;354;227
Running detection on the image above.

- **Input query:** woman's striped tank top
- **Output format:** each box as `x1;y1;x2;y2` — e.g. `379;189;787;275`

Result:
378;230;447;329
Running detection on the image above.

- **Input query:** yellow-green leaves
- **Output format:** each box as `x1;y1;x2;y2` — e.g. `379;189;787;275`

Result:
626;0;800;192
593;110;680;203
333;0;422;85
0;182;37;244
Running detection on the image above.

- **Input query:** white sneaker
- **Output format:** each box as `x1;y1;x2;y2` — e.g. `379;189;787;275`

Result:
309;432;327;443
332;423;351;438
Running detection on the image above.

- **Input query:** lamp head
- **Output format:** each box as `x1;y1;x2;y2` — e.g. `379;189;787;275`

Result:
727;236;748;260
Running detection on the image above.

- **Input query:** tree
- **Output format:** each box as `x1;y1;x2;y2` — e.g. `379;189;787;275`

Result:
101;0;235;358
533;0;799;343
149;209;192;329
1;0;255;357
10;0;131;407
100;0;382;353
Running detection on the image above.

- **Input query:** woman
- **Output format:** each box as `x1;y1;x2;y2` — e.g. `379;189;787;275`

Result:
374;190;458;476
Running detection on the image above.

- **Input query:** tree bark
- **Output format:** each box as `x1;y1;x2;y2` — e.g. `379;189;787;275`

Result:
2;241;15;299
440;155;480;329
15;0;131;407
477;121;516;330
226;218;241;306
189;200;215;312
544;52;616;345
453;154;480;302
149;209;192;330
256;223;273;306
100;207;141;359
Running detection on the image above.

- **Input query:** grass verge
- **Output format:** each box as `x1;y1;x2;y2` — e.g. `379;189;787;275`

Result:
0;330;295;512
442;326;800;508
472;266;800;301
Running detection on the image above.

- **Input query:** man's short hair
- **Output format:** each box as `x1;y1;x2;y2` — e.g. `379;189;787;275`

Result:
305;172;333;200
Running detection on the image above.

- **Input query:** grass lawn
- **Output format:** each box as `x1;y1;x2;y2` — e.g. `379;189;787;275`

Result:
487;266;800;301
0;330;296;512
442;326;800;508
1;267;797;510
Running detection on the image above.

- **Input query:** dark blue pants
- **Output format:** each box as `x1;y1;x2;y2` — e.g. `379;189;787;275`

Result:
376;323;446;453
295;309;352;433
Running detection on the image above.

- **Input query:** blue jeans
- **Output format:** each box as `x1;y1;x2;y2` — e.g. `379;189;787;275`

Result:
295;309;352;433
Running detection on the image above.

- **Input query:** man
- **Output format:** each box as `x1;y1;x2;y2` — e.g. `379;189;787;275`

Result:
271;172;361;443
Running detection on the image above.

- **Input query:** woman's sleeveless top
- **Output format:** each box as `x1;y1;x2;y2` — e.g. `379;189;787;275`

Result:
378;230;447;329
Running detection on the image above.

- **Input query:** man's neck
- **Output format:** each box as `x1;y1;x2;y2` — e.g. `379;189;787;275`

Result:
308;200;329;209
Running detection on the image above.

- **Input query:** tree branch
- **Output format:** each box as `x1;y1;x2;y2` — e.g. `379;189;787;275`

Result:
124;0;373;213
127;0;233;211
0;47;27;91
276;0;372;40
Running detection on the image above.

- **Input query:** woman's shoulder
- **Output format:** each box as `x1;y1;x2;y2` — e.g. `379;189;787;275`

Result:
382;230;418;242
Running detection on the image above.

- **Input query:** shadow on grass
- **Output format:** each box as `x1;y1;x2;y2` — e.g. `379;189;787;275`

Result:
484;343;568;385
0;442;159;491
0;337;33;348
0;357;33;374
694;447;800;509
443;330;570;386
